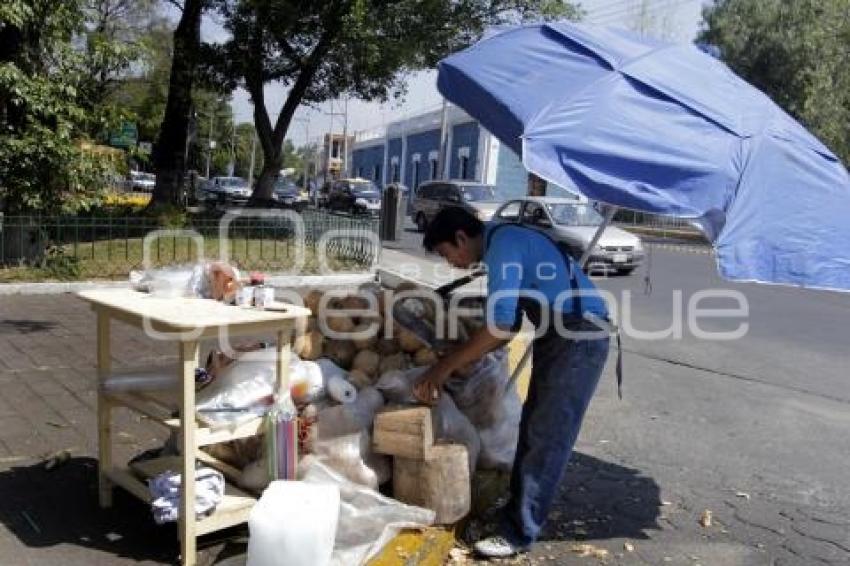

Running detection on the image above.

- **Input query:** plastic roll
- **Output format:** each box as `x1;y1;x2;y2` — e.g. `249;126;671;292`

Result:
326;375;357;405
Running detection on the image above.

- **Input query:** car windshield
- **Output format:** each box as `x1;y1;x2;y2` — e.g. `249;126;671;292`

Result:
460;185;496;202
546;203;605;226
351;182;379;197
219;178;246;187
274;180;298;192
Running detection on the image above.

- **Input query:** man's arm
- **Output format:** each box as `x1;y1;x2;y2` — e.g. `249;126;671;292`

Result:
413;325;512;404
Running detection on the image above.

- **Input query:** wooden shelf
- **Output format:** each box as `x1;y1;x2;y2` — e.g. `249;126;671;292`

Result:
104;389;267;447
128;456;257;536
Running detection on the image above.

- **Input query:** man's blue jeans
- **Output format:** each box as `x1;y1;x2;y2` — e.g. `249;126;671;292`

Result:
501;328;610;548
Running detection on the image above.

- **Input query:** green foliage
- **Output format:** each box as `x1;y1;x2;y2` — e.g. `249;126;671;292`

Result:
202;0;581;197
699;0;850;165
0;0;113;214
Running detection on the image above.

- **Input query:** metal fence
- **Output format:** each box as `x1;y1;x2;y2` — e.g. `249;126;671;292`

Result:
0;210;379;281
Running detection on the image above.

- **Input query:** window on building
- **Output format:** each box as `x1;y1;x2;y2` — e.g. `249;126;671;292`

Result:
412;161;421;189
332;140;341;159
373;164;381;183
358;167;364;178
391;162;399;183
429;158;438;180
459;156;470;179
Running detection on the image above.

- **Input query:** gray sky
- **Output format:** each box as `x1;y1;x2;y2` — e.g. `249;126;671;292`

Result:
200;0;706;146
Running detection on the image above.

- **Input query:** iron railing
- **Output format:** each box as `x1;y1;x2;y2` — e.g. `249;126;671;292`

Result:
0;210;379;280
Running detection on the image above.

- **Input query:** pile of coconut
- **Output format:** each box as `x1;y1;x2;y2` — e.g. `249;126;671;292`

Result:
293;283;485;388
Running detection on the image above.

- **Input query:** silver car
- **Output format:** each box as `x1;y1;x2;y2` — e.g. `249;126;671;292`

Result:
413;180;502;231
492;197;645;274
207;176;251;204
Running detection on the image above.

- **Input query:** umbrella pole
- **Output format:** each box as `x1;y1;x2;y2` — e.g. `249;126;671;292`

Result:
579;205;618;268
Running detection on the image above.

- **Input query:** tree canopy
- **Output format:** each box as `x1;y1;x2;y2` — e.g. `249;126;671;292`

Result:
0;0;114;213
699;0;850;165
203;0;582;200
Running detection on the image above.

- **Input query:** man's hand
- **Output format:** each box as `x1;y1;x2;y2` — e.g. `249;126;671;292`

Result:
413;362;452;405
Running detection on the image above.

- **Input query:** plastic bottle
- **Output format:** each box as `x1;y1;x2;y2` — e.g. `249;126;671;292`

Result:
266;392;298;481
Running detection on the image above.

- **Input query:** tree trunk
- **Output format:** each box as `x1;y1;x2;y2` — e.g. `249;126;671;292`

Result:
254;153;282;203
149;0;205;209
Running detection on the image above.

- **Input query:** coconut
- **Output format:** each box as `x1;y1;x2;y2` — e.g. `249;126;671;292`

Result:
352;322;379;350
303;290;323;315
379;352;407;374
413;348;438;367
325;340;357;369
295;329;323;360
396;327;424;353
352;349;380;377
347;369;373;390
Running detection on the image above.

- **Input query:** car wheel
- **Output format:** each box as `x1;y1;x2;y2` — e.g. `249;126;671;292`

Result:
416;212;428;232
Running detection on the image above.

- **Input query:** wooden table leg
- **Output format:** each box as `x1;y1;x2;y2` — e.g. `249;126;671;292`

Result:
276;327;291;395
96;310;113;508
179;340;199;566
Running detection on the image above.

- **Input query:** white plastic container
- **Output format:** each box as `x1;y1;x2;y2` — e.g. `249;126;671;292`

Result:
246;480;340;566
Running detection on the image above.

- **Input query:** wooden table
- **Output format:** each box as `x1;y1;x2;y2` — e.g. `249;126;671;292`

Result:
77;289;309;566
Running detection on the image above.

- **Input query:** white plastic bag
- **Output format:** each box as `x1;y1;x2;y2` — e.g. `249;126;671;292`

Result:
313;387;390;488
444;350;510;428
374;367;425;404
476;386;521;471
300;457;435;566
247;480;340;566
433;394;480;473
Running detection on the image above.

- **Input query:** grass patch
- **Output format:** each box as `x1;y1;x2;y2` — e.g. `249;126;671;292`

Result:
0;235;371;282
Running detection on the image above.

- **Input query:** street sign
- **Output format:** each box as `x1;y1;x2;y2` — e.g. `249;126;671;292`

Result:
138;141;153;154
108;122;138;149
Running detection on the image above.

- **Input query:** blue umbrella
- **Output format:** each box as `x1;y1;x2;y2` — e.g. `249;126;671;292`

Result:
437;22;850;291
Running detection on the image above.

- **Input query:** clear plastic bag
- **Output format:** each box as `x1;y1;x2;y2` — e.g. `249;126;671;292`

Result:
433;394;480;473
374;367;425;405
300;457;435;566
313;387;390;488
444;349;510;428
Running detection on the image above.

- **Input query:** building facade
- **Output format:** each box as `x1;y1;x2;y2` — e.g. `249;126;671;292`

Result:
349;105;532;201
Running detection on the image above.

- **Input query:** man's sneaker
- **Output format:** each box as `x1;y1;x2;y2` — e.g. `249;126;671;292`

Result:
473;535;525;558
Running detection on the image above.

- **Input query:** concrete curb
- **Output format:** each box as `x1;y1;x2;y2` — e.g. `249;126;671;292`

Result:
0;272;376;295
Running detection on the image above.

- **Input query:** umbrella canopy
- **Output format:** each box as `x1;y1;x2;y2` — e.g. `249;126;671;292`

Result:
437;22;850;291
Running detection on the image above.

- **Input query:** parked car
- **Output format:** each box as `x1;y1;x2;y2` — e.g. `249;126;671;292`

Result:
412;180;502;232
128;171;155;192
492;197;645;274
327;178;382;215
205;176;251;204
272;178;309;212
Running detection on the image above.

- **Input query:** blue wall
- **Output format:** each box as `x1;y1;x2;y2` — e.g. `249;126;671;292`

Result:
449;122;479;180
351;144;385;185
404;129;441;189
387;137;402;183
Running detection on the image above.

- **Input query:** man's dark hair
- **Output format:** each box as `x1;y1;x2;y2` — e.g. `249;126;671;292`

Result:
422;206;484;251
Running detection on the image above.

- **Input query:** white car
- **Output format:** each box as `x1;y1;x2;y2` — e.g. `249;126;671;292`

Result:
128;171;155;192
492;197;645;274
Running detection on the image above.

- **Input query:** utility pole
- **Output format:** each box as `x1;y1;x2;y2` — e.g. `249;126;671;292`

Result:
342;97;349;177
438;99;449;180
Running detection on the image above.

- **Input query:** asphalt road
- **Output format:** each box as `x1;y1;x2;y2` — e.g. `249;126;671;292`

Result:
561;245;850;564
